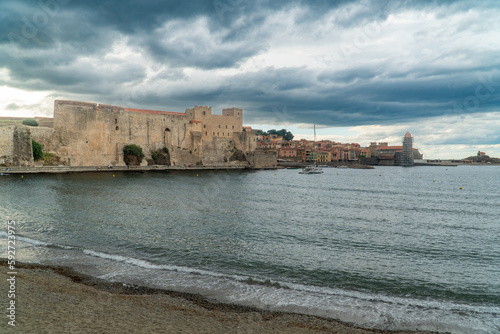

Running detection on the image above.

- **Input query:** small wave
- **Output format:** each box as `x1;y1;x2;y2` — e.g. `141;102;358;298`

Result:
242;277;288;289
80;248;499;316
82;249;247;281
83;250;163;269
0;231;49;246
0;231;75;250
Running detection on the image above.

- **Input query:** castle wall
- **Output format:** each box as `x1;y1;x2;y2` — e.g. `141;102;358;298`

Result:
0;126;15;166
201;137;240;166
0;126;33;167
0;101;278;168
247;149;278;168
48;100;195;166
0;100;275;168
48;100;258;167
233;131;257;153
30;127;55;151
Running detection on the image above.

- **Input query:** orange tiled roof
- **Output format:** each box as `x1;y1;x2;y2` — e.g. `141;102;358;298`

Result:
378;146;402;150
405;132;412;138
124;107;184;116
190;120;202;123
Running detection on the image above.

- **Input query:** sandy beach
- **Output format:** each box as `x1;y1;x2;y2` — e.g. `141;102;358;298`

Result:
1;261;442;334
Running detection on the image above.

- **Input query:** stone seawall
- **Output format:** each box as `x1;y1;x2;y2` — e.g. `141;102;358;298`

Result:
0;165;273;174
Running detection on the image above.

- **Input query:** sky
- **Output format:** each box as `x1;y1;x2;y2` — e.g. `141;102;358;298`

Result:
1;0;499;159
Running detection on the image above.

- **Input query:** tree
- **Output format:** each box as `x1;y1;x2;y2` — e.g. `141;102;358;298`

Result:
22;119;39;126
32;140;43;160
256;129;294;141
283;132;293;141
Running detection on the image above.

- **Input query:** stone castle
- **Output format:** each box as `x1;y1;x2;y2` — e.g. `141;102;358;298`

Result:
0;100;277;168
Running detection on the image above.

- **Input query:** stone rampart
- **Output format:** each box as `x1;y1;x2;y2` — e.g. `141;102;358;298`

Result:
247;149;278;168
0;100;277;168
30;127;55;150
49;100;258;167
0;126;33;167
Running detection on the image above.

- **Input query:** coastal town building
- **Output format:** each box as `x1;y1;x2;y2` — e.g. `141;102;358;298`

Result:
274;132;422;166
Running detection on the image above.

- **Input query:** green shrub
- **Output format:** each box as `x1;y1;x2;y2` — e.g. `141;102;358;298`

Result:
150;147;170;165
123;144;144;165
32;140;43;160
151;150;159;162
22;119;39;126
123;144;144;158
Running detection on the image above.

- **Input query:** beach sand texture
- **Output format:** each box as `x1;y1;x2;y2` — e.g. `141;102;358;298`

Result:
1;262;440;334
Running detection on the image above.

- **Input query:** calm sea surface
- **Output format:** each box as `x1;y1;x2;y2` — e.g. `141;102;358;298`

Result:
1;166;499;333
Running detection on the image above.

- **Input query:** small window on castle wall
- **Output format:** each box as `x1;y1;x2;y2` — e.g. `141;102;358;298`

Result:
219;125;221;128
205;131;207;135
203;125;206;128
116;126;119;130
232;125;234;129
203;111;206;115
115;119;118;124
226;125;227;129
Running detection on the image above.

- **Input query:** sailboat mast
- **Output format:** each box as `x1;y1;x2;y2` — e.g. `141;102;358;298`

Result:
314;124;317;165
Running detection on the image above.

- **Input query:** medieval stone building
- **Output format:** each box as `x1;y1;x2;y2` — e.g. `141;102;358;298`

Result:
0;100;277;168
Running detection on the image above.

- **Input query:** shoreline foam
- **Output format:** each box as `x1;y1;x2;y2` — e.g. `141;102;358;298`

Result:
1;260;441;334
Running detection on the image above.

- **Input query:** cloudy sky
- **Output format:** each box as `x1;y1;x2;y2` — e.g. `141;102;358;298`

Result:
1;0;499;158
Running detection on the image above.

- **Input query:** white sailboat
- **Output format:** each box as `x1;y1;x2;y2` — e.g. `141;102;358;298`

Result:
300;125;323;174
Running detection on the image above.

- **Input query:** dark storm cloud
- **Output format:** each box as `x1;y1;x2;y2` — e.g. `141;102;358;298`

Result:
1;0;499;129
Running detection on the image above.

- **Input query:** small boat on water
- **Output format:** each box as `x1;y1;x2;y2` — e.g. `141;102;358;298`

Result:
300;125;323;174
299;165;323;174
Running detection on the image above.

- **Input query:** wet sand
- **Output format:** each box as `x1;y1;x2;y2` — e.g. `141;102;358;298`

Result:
1;261;441;334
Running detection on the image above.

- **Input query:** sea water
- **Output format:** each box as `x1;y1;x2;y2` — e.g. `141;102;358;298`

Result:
1;166;499;333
